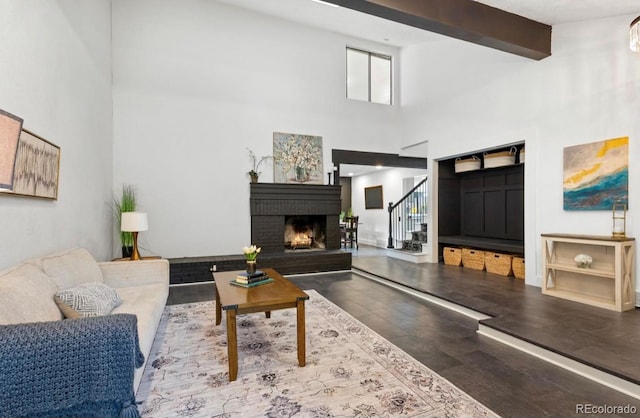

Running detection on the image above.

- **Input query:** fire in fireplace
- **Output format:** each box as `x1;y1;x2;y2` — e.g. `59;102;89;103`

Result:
291;233;312;249
284;215;326;250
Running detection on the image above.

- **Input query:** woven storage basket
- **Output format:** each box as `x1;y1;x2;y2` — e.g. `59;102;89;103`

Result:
512;257;525;280
443;247;462;266
483;146;517;168
462;248;485;270
455;156;481;173
485;252;513;276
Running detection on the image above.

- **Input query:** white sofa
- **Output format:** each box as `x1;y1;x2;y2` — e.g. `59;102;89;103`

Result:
0;247;169;392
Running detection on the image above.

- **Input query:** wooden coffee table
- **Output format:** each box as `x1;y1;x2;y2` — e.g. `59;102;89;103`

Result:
213;267;309;381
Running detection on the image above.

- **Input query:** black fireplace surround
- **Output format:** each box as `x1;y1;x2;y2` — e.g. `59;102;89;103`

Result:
168;183;347;285
250;183;341;253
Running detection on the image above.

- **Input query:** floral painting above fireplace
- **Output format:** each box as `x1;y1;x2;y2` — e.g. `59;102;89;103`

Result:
273;132;323;184
563;136;628;210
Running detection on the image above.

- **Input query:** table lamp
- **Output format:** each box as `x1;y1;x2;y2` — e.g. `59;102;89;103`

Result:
120;212;148;260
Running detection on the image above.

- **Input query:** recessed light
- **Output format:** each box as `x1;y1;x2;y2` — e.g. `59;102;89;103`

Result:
348;172;354;176
376;165;383;169
311;0;339;7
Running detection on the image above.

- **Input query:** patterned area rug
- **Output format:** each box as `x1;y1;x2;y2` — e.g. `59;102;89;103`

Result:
137;290;499;417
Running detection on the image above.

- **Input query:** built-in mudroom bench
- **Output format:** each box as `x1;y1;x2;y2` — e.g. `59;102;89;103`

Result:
438;144;524;276
438;235;524;254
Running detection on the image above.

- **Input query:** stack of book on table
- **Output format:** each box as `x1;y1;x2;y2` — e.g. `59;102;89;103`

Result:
230;270;274;288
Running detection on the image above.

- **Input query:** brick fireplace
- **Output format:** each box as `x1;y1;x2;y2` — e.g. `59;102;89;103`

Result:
168;183;347;285
250;183;341;253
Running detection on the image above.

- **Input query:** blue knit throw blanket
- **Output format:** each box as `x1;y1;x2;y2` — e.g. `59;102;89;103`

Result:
0;313;144;418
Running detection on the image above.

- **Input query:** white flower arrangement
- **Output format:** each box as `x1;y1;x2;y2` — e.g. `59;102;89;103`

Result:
243;245;261;261
273;135;322;173
574;253;593;268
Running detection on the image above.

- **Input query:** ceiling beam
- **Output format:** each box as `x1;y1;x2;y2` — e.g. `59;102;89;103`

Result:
323;0;551;60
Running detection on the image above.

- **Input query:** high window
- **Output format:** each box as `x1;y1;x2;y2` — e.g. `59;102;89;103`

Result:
346;47;392;105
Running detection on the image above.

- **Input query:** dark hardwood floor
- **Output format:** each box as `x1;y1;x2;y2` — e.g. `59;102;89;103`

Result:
352;254;640;386
167;248;640;418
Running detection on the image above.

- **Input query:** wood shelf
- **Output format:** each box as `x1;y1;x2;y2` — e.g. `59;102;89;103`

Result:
542;288;617;310
545;263;615;279
542;234;635;312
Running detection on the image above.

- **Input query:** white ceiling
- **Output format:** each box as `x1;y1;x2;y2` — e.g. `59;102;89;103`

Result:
216;0;441;47
475;0;639;26
340;163;393;177
216;0;640;48
215;0;639;176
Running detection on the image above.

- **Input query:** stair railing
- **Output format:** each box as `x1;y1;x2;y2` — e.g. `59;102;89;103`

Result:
387;177;428;249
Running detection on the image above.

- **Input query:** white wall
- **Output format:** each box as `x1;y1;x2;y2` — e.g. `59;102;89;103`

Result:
401;15;640;292
112;0;406;258
351;168;428;248
0;0;113;269
2;0;633;293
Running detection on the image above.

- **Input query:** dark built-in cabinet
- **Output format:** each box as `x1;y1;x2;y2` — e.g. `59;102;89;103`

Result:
438;145;525;258
460;165;524;240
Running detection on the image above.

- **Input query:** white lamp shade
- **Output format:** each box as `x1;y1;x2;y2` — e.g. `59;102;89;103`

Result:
121;212;148;232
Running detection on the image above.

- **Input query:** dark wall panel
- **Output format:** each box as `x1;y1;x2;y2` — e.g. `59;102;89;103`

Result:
483;190;505;236
462;191;483;235
506;189;524;240
438;177;461;237
507;170;524;185
484;174;504;187
458;165;524;241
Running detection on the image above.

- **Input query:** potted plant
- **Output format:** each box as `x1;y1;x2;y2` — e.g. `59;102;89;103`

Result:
113;185;137;258
247;148;272;183
242;245;261;273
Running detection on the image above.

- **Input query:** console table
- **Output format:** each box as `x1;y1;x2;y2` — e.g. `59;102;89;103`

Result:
541;233;635;312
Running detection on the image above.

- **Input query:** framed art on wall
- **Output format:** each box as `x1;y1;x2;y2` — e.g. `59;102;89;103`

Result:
563;137;628;210
273;132;323;184
0;129;61;200
364;185;384;209
0;109;23;191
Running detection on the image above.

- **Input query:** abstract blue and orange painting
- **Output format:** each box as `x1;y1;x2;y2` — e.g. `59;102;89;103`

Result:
563;137;628;210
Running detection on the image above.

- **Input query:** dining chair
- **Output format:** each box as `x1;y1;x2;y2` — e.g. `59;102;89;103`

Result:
342;216;359;249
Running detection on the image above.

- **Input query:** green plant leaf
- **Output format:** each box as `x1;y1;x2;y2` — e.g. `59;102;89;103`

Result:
114;184;137;247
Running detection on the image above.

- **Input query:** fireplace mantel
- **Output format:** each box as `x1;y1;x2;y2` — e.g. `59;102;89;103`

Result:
250;183;342;253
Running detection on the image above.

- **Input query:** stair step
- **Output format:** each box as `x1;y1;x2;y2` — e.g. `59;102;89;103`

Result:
386;248;431;264
411;231;428;242
401;240;423;252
